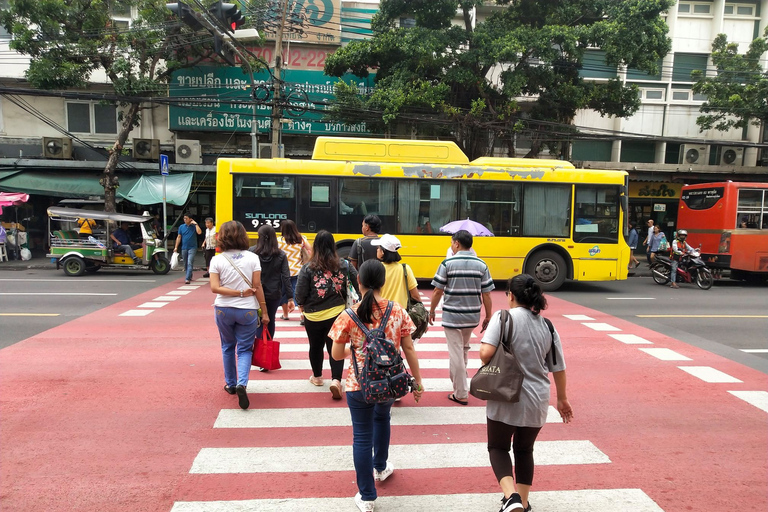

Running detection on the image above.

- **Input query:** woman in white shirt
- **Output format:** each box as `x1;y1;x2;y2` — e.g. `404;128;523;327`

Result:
202;217;217;278
208;221;270;410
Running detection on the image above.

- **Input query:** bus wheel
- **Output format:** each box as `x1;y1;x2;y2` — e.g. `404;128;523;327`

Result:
62;257;86;277
336;245;352;260
526;250;566;291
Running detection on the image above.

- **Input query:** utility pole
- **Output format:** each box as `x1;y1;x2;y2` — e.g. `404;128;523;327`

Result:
271;0;289;158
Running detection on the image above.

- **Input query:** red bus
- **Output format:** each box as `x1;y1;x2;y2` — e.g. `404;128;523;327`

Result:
678;182;768;279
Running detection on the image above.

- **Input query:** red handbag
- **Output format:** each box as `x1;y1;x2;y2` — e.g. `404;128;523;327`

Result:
253;329;281;371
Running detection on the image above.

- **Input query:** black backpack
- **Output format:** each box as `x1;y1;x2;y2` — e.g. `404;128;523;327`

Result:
346;301;412;403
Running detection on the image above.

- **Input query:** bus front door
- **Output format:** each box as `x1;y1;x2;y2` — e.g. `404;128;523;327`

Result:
298;177;338;234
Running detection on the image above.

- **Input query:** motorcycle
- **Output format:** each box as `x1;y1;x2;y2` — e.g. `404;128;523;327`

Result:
650;246;714;290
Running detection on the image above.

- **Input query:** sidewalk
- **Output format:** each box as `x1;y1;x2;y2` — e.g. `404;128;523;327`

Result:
0;253;208;271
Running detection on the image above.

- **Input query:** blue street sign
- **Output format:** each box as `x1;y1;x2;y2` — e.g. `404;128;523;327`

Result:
160;154;169;176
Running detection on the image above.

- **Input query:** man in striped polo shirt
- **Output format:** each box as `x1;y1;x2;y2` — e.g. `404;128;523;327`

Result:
429;230;494;405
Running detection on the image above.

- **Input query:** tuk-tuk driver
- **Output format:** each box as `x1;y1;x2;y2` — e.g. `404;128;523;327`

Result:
111;222;142;264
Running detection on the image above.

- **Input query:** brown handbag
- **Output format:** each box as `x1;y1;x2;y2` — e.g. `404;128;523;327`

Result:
469;310;523;403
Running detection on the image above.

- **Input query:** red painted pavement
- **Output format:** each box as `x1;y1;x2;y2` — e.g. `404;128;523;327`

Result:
1;279;766;511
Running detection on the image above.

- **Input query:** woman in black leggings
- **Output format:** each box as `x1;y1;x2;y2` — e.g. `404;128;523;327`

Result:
479;274;573;512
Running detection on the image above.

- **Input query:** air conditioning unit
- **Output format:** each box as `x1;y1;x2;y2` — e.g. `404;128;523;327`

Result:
719;146;744;165
42;137;73;159
258;143;284;158
679;144;709;165
175;139;202;164
132;138;160;160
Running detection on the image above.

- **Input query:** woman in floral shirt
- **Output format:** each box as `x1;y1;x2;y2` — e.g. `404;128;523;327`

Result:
295;231;359;399
329;259;423;512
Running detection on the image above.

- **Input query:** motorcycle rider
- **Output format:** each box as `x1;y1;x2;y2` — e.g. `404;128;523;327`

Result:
669;229;694;289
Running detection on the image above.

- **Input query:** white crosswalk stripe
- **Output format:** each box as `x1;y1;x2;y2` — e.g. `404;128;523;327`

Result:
264;358;482;371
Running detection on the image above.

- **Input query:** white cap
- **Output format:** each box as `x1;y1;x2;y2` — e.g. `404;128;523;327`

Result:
370;234;401;252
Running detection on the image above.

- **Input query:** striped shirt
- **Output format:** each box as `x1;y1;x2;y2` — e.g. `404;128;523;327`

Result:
431;251;494;329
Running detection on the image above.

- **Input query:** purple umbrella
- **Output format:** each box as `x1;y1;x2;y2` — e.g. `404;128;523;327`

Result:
439;218;494;237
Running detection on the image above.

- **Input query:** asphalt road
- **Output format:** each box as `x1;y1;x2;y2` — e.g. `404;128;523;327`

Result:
549;274;768;374
0;267;182;349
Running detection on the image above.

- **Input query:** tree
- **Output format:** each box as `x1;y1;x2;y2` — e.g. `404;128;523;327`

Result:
0;0;260;212
324;0;673;159
692;30;768;133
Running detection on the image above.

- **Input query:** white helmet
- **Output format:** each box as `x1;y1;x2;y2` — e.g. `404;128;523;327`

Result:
677;229;688;237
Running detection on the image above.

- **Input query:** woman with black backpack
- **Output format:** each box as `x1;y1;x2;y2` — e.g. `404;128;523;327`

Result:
329;259;424;512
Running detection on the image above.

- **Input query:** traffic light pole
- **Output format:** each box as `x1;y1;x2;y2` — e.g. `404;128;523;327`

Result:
271;0;289;158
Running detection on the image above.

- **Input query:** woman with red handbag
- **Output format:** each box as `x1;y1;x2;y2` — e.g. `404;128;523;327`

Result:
208;221;270;410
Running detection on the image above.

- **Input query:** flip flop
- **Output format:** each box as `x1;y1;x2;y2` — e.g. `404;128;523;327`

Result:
448;393;468;405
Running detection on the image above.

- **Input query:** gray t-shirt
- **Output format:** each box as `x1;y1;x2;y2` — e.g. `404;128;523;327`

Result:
480;307;566;427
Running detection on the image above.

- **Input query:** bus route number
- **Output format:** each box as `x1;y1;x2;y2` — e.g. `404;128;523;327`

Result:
245;212;288;230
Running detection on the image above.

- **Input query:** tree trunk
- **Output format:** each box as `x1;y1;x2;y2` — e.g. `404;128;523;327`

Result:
101;102;141;212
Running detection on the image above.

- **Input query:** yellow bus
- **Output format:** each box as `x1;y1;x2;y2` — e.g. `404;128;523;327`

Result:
216;137;630;290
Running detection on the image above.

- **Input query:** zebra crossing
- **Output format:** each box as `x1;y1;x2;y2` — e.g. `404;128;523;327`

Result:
171;295;665;512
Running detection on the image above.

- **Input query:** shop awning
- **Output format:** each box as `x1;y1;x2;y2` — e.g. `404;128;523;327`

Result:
0;171;193;206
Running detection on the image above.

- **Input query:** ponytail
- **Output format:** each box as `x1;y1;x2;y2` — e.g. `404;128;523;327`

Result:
356;259;386;324
508;274;548;315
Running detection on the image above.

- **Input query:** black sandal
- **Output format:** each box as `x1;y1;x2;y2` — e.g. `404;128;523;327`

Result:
224;385;236;395
448;393;468;405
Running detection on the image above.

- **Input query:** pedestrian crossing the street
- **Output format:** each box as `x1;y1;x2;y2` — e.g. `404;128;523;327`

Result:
169;291;666;512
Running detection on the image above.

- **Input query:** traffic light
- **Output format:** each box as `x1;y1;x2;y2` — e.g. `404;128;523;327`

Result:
166;1;204;31
209;1;245;32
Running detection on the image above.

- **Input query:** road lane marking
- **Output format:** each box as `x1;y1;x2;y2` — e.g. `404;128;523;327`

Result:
563;315;594;321
178;285;201;290
582;322;621;331
245;378;478;395
419;330;474;339
119;310;154;317
728;391;768;413
153;296;181;301
678;366;742;383
638;348;692;361
0;292;117;296
637;315;768;318
166;290;192;295
740;349;768;353
266;358;481;371
606;297;656;300
215;406;562;428
137;301;169;308
189;440;609;474
274;343;474;353
0;313;60;317
171;489;663;512
0;278;158;283
608;334;653;345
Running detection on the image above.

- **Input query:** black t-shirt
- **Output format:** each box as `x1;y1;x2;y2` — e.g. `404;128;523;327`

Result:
349;235;379;265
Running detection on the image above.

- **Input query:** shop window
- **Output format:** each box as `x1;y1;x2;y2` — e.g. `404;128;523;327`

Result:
66;102;117;135
397;181;457;234
460;182;521;236
573;185;620;243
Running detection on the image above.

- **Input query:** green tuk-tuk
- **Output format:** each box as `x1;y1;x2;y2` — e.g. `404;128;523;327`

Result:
47;207;170;276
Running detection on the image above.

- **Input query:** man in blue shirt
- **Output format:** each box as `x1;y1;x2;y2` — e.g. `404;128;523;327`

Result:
110;222;141;264
174;212;202;284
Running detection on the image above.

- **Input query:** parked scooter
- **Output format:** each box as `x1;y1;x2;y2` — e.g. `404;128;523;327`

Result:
651;246;714;290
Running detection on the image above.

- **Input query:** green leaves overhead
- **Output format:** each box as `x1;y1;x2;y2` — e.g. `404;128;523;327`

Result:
324;0;673;158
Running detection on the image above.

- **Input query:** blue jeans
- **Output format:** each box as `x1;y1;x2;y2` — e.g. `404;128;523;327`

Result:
670;259;679;284
280;275;298;305
346;390;394;501
182;247;196;281
215;306;259;387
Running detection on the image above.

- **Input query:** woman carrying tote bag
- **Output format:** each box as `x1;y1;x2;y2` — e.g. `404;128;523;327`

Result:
478;274;573;512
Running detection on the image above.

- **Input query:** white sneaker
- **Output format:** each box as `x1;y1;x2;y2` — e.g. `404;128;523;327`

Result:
354;492;375;512
373;461;394;482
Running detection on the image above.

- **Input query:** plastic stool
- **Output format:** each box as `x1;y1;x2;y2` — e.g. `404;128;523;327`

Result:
0;243;8;262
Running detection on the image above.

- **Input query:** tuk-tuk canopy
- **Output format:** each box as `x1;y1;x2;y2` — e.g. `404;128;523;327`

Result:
47;207;151;223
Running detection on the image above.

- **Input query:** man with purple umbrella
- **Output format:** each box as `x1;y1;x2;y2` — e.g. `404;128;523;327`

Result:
429;230;494;406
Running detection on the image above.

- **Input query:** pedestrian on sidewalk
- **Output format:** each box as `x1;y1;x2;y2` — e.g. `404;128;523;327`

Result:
174;212;202;284
277;220;311;321
643;218;655;265
480;274;572;512
208;221;270;410
202;217;216;278
429;229;494;406
627;221;640;269
250;224;294;371
329;259;424;512
295;230;359;400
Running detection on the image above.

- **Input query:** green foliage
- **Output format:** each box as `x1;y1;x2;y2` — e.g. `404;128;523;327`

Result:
692;30;768;132
324;0;673;158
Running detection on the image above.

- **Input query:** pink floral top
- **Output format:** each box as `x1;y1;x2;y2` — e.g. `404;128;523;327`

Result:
329;299;415;392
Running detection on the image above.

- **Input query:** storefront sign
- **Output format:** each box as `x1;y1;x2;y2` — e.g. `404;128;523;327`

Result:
169;66;373;135
654;203;666;212
629;182;682;199
260;0;341;45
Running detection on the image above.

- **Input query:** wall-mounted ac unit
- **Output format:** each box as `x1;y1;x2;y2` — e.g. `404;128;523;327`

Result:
258;143;284;159
175;139;202;164
42;137;73;159
719;146;744;165
679;144;709;165
132;138;160;160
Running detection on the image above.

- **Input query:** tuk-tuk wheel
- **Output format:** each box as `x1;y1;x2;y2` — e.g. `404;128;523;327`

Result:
151;256;171;275
62;257;86;277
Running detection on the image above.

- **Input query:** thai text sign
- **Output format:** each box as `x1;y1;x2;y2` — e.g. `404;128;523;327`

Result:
261;0;341;45
169;66;373;135
629;182;682;199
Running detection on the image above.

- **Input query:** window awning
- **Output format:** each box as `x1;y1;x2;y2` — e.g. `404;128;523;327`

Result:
0;171;193;206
